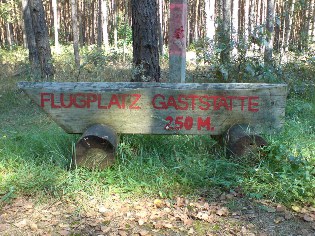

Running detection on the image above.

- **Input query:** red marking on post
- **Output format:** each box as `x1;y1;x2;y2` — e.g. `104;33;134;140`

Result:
169;3;187;56
174;26;185;39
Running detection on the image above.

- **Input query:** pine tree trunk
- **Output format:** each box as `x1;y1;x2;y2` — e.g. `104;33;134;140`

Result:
97;0;102;48
0;21;3;47
81;0;86;45
21;3;28;48
244;0;249;41
274;1;280;51
283;0;295;53
205;0;215;41
113;0;118;49
131;0;160;82
306;0;313;50
22;0;40;77
158;0;164;54
71;0;80;69
122;0;128;61
29;0;55;80
221;0;231;64
264;0;275;65
5;22;13;48
248;0;254;39
102;0;109;50
312;0;315;42
232;0;238;55
194;0;200;42
52;0;60;53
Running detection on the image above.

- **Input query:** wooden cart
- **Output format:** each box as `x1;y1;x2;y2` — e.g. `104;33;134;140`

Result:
18;82;287;169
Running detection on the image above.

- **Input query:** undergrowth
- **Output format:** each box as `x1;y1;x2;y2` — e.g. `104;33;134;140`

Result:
0;46;314;207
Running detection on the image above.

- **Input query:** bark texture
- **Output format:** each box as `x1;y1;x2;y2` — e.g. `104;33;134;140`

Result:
264;0;275;65
71;0;80;69
131;0;160;82
221;0;231;63
22;0;40;77
29;0;55;79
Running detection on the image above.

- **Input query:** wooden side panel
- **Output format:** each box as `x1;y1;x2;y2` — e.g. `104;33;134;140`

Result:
18;82;287;135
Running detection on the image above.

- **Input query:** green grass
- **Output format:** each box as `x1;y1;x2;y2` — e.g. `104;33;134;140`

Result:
0;46;314;207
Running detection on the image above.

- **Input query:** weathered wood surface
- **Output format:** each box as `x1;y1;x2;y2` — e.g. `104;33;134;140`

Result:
18;82;287;135
225;124;268;157
74;124;117;169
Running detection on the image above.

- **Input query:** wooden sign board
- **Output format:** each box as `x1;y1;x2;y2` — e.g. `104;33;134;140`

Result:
18;82;287;135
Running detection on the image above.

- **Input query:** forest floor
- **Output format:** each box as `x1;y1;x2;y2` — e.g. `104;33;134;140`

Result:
1;191;315;236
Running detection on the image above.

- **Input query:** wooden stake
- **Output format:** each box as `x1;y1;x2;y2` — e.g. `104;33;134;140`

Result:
169;0;187;83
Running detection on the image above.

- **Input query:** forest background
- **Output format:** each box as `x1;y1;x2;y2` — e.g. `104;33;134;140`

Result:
1;0;315;80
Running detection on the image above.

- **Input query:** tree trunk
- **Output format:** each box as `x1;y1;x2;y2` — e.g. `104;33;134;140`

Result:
194;0;200;42
97;0;103;48
71;0;80;69
248;0;254;42
22;0;40;77
131;0;160;82
305;0;313;50
52;0;60;53
232;0;238;55
5;22;13;48
158;0;164;55
283;0;295;53
264;0;275;65
274;1;280;51
221;0;231;64
80;0;86;45
244;0;249;41
113;0;118;49
20;1;28;48
91;0;95;44
122;0;128;62
205;0;215;41
102;0;109;50
29;0;55;80
312;0;315;42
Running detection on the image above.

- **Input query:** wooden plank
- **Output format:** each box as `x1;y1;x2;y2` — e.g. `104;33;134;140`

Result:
18;82;287;135
169;0;187;83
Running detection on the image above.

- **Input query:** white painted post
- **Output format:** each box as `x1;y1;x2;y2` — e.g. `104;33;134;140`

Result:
169;0;187;83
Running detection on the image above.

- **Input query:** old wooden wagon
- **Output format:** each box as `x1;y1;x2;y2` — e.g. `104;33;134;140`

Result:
18;82;287;169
